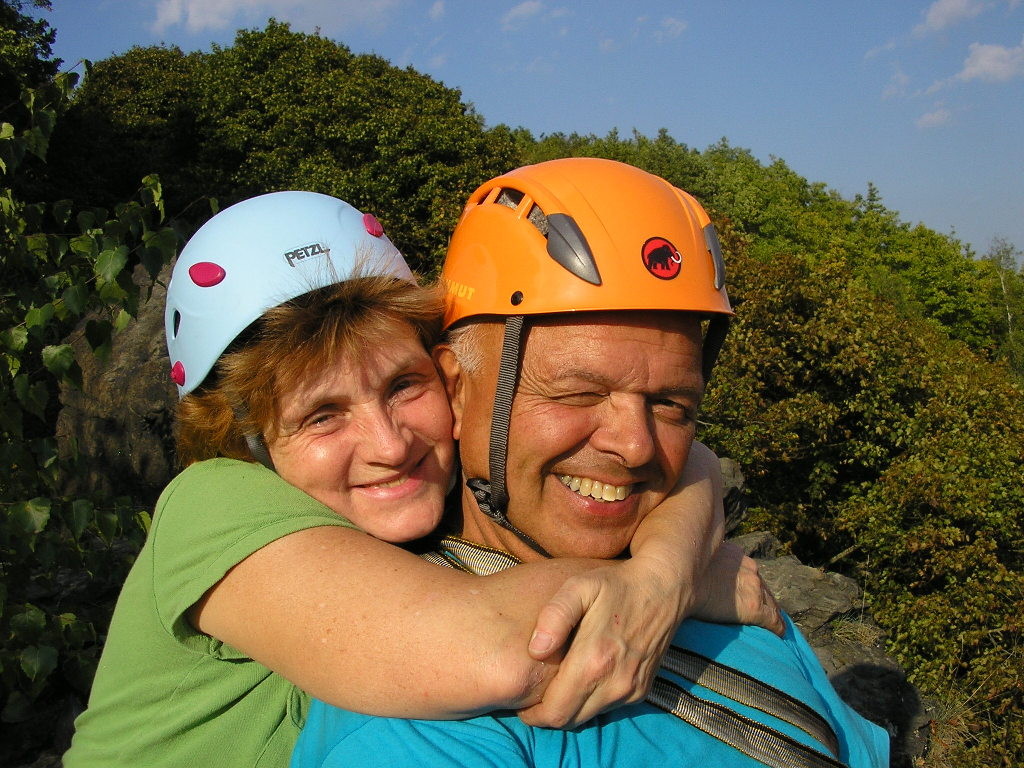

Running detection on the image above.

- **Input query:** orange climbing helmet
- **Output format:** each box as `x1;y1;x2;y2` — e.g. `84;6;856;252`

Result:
440;156;732;329
440;158;733;551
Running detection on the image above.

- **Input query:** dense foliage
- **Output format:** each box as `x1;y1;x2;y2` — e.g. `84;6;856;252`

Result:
30;19;519;275
2;10;1023;766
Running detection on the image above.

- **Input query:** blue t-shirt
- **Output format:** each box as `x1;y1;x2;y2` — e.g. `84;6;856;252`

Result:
292;614;888;768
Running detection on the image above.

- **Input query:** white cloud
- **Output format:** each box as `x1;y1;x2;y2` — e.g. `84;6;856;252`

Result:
501;1;543;31
151;0;400;34
864;39;897;60
429;1;444;21
654;16;688;42
914;0;986;35
599;37;617;54
955;34;1024;81
882;67;911;98
916;106;952;127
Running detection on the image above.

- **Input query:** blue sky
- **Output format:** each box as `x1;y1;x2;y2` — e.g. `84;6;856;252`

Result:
32;0;1024;257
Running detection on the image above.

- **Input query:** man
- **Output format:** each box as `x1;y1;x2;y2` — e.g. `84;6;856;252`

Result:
292;159;889;767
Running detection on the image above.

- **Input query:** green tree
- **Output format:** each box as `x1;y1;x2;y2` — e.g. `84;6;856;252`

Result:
0;0;59;109
980;237;1024;373
699;233;1024;765
39;20;519;273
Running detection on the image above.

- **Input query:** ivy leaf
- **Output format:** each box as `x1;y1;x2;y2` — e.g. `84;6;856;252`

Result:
68;499;94;539
24;303;55;330
10;498;52;538
10;605;46;637
62;284;88;315
76;210;95;233
13;376;48;420
42;344;75;376
1;326;28;352
69;234;97;257
20;645;58;683
95;246;129;282
52;199;73;228
95;511;119;544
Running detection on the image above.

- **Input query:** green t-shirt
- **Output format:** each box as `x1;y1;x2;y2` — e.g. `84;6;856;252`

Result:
64;458;356;768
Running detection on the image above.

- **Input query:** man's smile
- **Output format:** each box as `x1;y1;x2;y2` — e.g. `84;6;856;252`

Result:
558;474;632;502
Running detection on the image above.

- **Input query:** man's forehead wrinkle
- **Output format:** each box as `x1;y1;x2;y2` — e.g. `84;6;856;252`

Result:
520;336;701;396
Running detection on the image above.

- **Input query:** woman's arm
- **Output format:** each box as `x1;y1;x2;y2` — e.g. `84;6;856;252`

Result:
190;525;599;718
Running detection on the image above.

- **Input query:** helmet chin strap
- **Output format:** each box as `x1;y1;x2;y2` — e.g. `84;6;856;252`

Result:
466;315;552;559
244;432;276;471
233;404;276;471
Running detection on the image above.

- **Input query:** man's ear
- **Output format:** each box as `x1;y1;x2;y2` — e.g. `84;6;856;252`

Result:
433;345;465;441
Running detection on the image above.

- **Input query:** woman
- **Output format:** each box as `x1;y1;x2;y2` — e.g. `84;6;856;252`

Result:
65;191;774;767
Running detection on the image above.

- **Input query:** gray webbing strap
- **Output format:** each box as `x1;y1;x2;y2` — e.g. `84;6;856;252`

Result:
648;677;847;768
488;315;524;512
464;315;553;559
233;404;276;471
663;647;840;759
702;315;731;385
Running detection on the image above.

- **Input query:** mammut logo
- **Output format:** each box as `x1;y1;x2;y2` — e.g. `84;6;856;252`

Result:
641;237;682;280
284;242;328;267
443;278;476;301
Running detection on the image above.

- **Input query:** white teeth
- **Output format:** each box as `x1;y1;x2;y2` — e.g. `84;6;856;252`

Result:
558;474;631;502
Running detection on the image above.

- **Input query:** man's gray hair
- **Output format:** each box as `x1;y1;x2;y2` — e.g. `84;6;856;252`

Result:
442;321;494;374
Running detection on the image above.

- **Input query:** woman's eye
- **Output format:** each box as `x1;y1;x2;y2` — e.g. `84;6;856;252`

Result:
390;375;424;400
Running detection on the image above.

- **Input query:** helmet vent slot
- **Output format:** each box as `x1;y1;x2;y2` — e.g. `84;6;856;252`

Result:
494;188;550;238
495;188;524;209
526;204;549;236
172;310;181;338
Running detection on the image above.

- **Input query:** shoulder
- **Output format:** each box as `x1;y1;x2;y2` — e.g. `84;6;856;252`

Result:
162;458;296;502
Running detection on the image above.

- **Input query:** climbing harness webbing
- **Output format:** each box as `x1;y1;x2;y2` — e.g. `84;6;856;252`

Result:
421;535;850;768
648;676;845;768
419;535;521;575
662;646;841;758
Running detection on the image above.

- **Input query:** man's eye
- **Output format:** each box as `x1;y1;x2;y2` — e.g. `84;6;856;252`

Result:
653;399;692;423
557;392;605;407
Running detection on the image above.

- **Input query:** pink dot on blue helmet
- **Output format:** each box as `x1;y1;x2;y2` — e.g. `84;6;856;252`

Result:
189;262;226;288
170;361;186;387
363;213;384;238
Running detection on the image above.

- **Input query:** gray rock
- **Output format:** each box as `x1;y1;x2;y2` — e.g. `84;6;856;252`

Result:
56;263;178;506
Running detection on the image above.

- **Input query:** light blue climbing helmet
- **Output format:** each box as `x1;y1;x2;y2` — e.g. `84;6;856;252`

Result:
165;191;414;397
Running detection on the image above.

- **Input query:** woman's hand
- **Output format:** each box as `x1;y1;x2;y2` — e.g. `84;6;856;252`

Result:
515;553;685;727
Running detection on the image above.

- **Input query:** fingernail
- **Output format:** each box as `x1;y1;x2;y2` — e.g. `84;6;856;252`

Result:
529;630;554;654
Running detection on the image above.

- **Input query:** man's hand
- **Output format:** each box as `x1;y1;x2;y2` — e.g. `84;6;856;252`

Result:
691;540;783;635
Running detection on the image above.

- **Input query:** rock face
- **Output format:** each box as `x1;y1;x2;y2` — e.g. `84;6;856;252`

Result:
56;264;178;507
732;531;932;768
53;283;932;766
